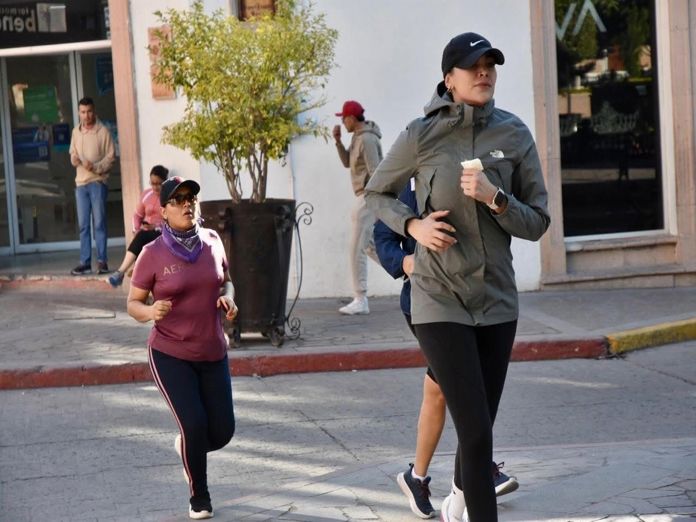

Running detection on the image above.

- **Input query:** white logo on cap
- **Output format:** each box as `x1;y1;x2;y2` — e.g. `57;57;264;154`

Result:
470;39;485;47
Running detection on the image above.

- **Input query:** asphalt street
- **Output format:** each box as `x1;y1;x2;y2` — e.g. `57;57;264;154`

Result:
1;342;695;521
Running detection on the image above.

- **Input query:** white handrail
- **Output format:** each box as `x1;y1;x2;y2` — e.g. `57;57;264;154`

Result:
0;40;111;58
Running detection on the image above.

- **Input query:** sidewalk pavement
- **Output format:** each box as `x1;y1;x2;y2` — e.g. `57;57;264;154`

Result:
216;439;696;522
2;346;695;521
1;248;696;389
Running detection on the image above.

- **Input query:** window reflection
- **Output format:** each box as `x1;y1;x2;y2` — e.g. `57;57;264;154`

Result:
556;0;662;236
7;55;75;245
0;124;8;247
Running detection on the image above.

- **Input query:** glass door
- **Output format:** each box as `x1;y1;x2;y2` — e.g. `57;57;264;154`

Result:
5;54;77;247
0;48;122;253
0;104;9;250
77;51;124;239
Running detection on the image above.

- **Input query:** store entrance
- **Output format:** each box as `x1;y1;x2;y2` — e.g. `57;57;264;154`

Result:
0;49;123;255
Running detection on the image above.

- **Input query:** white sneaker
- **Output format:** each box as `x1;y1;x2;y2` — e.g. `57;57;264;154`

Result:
339;297;369;315
174;434;189;483
440;481;466;522
439;494;459;521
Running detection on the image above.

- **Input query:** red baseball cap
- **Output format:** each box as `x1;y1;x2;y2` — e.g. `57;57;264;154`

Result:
335;100;364;118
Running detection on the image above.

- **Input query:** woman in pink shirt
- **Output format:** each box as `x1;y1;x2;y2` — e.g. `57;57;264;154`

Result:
127;177;238;520
109;165;169;287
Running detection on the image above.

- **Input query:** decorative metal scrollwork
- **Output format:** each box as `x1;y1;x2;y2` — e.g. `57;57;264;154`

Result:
284;202;314;340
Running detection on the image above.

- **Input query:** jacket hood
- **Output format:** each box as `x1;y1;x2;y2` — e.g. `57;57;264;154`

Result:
356;120;382;139
423;81;495;127
79;119;106;132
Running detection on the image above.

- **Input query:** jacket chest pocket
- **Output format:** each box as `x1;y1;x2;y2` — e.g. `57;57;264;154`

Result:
487;160;514;193
414;167;437;215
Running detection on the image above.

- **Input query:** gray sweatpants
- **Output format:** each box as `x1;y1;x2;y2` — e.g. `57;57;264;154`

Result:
350;194;378;297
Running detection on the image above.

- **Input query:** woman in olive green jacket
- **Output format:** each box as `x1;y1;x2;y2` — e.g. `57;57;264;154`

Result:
365;33;549;522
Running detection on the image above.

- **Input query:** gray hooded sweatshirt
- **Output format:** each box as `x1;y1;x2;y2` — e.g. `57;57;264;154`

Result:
365;83;550;326
335;120;383;196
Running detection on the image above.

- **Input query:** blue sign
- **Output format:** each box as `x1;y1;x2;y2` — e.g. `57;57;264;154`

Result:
95;54;114;95
52;122;71;152
12;126;50;163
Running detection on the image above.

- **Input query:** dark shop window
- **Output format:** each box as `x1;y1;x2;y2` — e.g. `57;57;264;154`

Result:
555;0;662;237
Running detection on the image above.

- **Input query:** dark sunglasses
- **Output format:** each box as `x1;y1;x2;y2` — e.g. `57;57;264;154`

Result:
167;193;198;206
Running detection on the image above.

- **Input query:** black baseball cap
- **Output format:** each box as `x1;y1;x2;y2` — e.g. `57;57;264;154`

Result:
441;32;505;76
159;176;201;206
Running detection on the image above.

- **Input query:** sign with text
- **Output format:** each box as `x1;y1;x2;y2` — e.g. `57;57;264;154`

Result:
52;122;70;152
12;127;50;164
23;85;59;124
0;2;106;49
95;54;114;96
0;3;66;34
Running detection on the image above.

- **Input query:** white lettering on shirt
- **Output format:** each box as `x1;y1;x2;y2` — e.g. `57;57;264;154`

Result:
163;263;183;276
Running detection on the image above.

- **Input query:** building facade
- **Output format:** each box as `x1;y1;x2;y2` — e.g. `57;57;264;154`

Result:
1;0;695;297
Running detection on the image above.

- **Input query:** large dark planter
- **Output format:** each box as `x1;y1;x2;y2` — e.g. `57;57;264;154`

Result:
201;198;296;347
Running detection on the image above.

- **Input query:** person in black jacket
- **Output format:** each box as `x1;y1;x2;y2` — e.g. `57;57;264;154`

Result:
374;179;518;520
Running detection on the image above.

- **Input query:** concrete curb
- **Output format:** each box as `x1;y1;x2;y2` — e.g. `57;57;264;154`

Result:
5;321;692;390
0;338;607;390
0;363;152;390
0;276;113;290
606;317;696;354
512;338;606;361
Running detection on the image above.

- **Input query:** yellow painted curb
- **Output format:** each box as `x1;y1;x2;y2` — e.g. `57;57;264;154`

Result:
607;318;696;354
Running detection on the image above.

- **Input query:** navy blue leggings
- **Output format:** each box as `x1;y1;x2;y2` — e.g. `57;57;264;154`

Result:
414;321;517;522
149;347;235;500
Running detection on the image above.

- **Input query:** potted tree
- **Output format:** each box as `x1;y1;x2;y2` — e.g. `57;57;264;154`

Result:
152;0;337;346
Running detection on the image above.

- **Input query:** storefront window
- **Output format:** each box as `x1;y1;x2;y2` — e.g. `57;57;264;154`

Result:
3;52;122;246
0;122;8;247
556;0;662;236
6;55;76;245
80;52;124;239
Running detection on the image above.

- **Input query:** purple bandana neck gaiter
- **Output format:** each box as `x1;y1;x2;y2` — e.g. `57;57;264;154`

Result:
161;221;203;263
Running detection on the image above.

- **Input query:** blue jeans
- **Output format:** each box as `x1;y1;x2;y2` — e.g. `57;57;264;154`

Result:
75;181;108;265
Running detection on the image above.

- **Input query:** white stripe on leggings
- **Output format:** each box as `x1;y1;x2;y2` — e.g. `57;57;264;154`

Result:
148;346;193;496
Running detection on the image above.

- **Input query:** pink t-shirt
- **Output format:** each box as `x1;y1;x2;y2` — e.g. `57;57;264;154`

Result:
132;188;164;231
131;228;229;361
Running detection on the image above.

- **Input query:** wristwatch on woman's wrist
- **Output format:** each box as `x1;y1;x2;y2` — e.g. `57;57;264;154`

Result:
488;188;507;210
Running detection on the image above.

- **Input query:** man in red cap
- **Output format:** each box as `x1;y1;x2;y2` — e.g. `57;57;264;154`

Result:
332;100;383;315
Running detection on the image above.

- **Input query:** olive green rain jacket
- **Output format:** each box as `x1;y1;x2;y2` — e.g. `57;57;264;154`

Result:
365;82;550;326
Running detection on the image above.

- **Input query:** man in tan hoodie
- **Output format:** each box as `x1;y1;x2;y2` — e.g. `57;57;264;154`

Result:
333;100;383;315
69;97;115;275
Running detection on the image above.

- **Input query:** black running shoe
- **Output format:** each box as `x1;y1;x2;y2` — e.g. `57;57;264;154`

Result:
396;463;435;519
493;461;519;496
189;494;213;520
70;263;92;276
97;262;110;275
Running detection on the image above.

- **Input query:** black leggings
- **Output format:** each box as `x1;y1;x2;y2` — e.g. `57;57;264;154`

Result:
128;229;161;256
404;313;437;383
149;347;235;500
414;321;517;522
